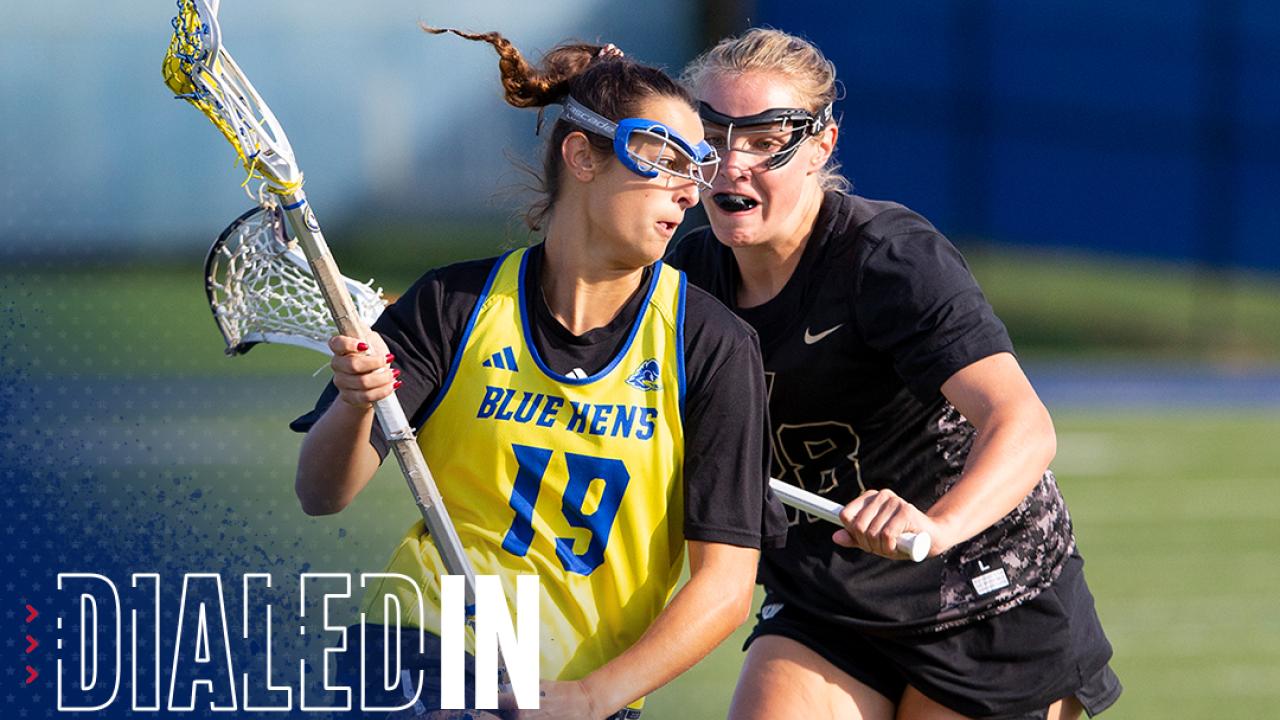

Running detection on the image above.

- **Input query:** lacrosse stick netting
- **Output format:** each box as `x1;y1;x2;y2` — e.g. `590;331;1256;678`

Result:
164;0;480;598
205;205;387;356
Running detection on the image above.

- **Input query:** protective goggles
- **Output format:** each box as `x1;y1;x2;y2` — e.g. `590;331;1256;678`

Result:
698;101;834;170
561;97;720;191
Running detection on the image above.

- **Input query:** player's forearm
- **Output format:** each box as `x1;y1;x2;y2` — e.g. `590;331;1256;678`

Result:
926;399;1056;549
580;543;758;715
295;401;381;515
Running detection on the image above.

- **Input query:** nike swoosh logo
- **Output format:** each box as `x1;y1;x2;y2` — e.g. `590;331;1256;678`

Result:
803;324;844;344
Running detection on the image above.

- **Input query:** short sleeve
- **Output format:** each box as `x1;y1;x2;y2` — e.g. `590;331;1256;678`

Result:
680;289;789;549
854;232;1014;401
288;259;495;457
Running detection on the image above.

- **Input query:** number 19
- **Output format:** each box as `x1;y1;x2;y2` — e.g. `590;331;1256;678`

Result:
501;444;631;576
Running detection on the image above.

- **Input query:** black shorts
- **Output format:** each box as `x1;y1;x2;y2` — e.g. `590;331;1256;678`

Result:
745;551;1122;719
335;624;641;719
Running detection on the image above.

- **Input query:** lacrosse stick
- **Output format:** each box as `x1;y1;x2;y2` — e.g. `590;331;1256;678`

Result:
165;0;481;605
771;480;931;562
205;205;387;356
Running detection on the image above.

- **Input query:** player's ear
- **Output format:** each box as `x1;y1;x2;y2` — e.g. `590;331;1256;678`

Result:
809;123;838;169
562;131;597;182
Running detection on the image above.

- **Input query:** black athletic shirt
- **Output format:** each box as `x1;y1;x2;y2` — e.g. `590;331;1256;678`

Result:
667;191;1075;636
292;243;788;550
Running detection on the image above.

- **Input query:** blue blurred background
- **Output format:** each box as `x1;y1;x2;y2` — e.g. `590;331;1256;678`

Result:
2;1;1275;271
756;0;1280;272
0;1;702;253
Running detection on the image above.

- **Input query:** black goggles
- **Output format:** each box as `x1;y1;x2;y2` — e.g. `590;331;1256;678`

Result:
698;101;834;170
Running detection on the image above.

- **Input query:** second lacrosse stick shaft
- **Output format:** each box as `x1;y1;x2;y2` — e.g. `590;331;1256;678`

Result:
770;479;931;562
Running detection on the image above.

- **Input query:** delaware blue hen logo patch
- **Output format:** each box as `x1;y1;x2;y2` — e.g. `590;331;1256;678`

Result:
626;358;661;391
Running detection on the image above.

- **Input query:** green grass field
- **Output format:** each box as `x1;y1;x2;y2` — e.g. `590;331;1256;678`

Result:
4;250;1279;718
651;409;1280;719
9;235;1280;371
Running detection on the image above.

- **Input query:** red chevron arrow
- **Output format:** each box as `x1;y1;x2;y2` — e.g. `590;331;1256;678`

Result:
26;635;38;654
25;604;38;623
25;666;38;684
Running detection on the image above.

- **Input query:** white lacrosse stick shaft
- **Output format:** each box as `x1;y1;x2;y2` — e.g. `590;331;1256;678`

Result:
167;0;500;679
277;191;479;592
770;479;931;562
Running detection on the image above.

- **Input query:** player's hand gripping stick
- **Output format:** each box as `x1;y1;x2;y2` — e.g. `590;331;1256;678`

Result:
770;480;931;562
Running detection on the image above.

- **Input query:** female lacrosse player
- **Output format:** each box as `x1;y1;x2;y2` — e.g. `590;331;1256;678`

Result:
667;28;1121;720
292;29;785;720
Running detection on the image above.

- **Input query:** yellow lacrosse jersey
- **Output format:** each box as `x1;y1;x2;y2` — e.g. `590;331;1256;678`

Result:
363;247;688;684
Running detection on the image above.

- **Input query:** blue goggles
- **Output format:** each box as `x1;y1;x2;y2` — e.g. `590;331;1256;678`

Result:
560;97;720;191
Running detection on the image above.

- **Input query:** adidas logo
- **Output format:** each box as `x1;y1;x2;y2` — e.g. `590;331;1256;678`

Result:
482;346;520;372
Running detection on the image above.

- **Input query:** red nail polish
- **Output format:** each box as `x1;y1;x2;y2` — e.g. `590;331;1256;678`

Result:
386;353;395;364
357;342;369;352
393;380;403;390
392;369;402;379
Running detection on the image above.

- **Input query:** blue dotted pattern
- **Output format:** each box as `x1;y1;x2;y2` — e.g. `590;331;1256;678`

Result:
2;261;412;718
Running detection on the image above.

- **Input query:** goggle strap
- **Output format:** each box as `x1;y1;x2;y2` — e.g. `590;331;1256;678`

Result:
699;100;834;137
562;97;620;137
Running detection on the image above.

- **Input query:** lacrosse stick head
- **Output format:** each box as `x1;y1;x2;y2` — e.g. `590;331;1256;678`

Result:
164;0;302;191
205;205;387;356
